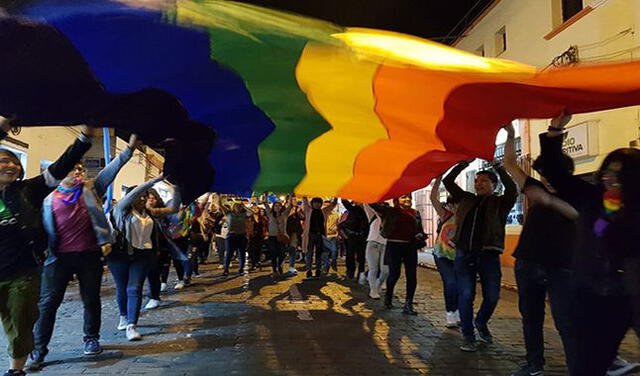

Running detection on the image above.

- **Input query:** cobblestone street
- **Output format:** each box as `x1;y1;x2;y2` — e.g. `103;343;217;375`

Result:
2;261;638;375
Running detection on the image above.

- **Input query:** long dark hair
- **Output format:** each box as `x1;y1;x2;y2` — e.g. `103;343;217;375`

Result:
598;148;640;213
146;188;166;209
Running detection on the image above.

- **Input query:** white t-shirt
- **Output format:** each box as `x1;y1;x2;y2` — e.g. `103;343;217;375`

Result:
129;211;154;249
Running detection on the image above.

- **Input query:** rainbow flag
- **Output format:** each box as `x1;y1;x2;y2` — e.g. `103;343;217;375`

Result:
3;0;640;202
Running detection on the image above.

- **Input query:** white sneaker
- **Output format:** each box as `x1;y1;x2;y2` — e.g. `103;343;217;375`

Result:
358;272;367;285
160;283;167;292
117;316;128;331
126;324;142;341
288;267;297;275
608;356;640;376
144;299;160;310
369;289;381;299
446;312;459;328
174;281;185;290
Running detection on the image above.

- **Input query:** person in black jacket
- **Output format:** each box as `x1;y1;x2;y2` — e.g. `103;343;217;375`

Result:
443;158;517;352
539;113;640;376
0;119;93;376
339;200;369;281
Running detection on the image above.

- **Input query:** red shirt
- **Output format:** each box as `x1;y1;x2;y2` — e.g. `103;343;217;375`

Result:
387;208;419;242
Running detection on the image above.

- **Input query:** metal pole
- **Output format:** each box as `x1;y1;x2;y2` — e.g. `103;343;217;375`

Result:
103;128;113;213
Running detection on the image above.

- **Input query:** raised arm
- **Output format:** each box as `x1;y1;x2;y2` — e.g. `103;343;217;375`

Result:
148;184;182;217
302;196;310;211
502;123;528;189
496;165;518;215
442;161;470;201
94;134;139;196
341;199;355;212
429;177;447;218
113;176;163;229
363;203;377;221
25;125;94;201
261;194;272;216
323;198;338;215
522;180;579;220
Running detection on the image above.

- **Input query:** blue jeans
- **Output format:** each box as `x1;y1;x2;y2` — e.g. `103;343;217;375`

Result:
34;251;103;354
434;256;458;313
322;237;338;272
225;234;247;273
454;250;501;338
108;250;154;325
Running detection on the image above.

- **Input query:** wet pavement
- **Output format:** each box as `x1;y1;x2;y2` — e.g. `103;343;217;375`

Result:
1;260;638;375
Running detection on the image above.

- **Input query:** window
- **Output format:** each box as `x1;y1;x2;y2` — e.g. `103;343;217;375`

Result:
475;45;485;57
494;26;507;55
562;0;583;22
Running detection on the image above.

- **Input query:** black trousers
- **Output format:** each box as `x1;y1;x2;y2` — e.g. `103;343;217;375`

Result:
515;259;577;371
385;242;417;304
345;236;366;279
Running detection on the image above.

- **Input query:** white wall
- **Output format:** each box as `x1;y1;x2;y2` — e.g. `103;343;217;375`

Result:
454;0;640;174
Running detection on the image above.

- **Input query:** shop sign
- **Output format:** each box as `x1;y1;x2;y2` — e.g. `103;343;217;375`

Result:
562;121;598;159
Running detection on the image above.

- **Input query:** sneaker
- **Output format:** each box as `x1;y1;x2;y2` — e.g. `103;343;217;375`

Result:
160;283;168;292
117;315;128;331
288;267;297;275
184;279;192;287
512;364;544;376
126;324;142;341
83;338;103;356
445;312;459;328
402;302;418;316
474;318;493;344
384;295;393;309
306;270;313;279
460;336;477;352
174;280;185;290
369;289;381;300
26;351;46;371
608;356;640;376
144;299;160;310
358;272;367;285
222;270;229;277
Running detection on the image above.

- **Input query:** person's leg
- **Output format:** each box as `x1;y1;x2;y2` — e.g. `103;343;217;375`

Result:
454;252;477;339
146;252;161;301
224;236;235;273
385;243;403;306
546;268;579;374
366;241;380;292
356;238;367;279
268;237;279;273
378;243;389;288
173;257;185;281
126;252;153;325
434;256;458;313
475;252;502;327
276;241;285;274
160;252;171;284
403;245;418;304
33;258;73;356
74;252;104;343
189;244;199;276
107;258;129;318
0;274;40;372
305;237;314;275
238;236;247;273
345;237;356;279
514;260;547;369
313;235;325;276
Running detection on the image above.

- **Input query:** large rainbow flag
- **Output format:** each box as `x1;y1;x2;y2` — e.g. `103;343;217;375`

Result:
2;0;640;202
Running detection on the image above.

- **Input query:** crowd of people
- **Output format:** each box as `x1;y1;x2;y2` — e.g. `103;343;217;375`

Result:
0;114;638;376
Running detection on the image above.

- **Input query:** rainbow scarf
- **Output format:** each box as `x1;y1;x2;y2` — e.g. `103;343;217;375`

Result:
7;1;640;202
594;189;623;237
54;182;83;205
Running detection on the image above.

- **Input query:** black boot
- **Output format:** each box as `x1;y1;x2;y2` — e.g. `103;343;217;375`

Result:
402;301;417;315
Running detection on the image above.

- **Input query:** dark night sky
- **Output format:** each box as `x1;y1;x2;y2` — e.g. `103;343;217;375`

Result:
238;0;495;44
